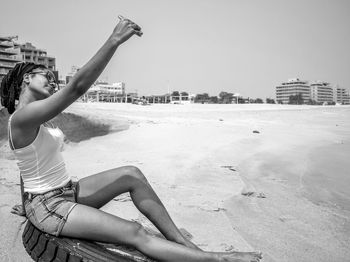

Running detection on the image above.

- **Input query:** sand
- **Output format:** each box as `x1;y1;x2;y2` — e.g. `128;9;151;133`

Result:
1;103;350;262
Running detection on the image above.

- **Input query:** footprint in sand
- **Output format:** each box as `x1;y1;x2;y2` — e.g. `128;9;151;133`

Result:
241;189;266;198
221;243;236;252
198;205;227;213
278;215;294;222
113;193;132;202
221;165;237;172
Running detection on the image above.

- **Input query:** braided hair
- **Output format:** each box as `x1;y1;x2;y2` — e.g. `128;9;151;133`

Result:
0;62;46;114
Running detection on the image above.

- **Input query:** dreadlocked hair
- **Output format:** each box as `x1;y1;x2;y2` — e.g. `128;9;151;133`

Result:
0;62;47;114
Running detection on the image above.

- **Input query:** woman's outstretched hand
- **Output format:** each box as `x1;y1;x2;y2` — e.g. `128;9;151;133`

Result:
11;204;26;217
112;15;143;45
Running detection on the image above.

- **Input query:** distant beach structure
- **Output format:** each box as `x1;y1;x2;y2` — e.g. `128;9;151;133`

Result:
276;78;350;105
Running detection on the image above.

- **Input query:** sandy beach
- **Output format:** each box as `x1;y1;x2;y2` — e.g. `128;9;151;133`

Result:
1;103;350;262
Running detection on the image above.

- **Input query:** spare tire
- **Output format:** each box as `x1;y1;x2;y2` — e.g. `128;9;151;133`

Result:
22;220;155;262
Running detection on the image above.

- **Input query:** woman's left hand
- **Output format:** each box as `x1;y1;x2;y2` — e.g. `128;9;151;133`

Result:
11;204;26;217
111;15;143;46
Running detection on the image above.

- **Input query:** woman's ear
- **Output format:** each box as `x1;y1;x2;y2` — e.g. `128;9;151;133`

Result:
22;73;30;85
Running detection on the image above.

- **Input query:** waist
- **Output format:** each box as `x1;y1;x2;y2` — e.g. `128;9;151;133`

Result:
23;180;74;201
22;169;71;194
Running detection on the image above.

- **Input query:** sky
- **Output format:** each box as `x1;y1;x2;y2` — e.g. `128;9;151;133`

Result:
1;0;350;98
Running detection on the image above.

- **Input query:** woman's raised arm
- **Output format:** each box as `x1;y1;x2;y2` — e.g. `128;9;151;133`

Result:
65;16;142;97
16;16;142;128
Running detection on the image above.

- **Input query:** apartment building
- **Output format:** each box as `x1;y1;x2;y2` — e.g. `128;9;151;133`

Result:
1;37;58;84
276;78;310;104
334;87;350;105
310;81;334;104
19;42;56;71
0;36;22;82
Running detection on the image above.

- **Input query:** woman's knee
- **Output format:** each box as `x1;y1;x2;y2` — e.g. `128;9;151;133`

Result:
122;165;148;184
127;222;150;247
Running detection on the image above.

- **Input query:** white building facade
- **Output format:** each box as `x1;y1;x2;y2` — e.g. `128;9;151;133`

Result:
310;81;334;104
276;78;310;104
95;82;125;95
334;87;350;105
0;36;22;83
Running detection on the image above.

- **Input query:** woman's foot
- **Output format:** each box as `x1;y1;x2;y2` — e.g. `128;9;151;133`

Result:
218;251;263;262
169;228;202;250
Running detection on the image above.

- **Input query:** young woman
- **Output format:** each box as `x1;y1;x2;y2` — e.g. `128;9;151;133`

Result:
1;16;262;262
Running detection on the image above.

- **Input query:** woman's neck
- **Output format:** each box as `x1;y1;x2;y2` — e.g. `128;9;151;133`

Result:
17;92;38;110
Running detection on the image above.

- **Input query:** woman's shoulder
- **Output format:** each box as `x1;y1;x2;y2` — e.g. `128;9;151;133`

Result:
9;110;43;150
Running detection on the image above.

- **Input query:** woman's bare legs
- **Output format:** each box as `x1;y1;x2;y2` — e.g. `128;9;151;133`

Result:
61;204;262;262
61;166;262;261
75;166;198;249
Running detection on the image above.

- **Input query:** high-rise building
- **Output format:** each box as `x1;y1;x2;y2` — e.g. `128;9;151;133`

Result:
19;42;56;71
276;78;310;104
1;37;58;84
334;87;350;105
0;36;22;82
310;81;334;104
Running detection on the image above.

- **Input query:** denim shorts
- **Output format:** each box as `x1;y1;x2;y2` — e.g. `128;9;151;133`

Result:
24;180;79;236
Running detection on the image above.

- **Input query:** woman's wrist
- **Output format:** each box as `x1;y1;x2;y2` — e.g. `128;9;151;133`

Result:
108;35;122;48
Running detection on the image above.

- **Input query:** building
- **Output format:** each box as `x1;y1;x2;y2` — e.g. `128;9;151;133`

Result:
95;82;125;95
1;37;58;85
232;93;242;104
276;78;310;104
0;36;22;82
276;78;349;105
143;94;171;104
310;81;334;104
19;42;58;81
168;93;195;104
81;82;126;102
334;87;350;105
19;42;56;71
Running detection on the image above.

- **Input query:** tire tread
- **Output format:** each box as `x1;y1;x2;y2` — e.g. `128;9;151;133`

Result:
22;221;154;262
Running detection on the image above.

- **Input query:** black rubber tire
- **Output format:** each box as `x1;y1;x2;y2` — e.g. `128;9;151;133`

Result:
22;220;155;262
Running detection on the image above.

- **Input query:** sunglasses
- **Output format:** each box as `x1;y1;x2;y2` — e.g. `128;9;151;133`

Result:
30;70;58;89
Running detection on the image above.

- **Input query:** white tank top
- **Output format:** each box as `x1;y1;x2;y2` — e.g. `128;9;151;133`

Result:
8;113;71;194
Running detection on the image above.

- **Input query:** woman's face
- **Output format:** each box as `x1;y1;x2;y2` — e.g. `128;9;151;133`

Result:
26;69;57;99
